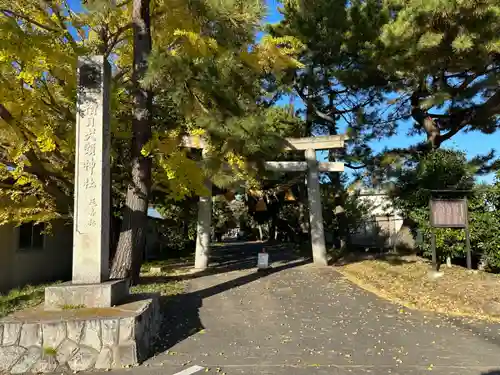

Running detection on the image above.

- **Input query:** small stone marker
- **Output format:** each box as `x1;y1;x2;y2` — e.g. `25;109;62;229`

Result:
257;248;269;270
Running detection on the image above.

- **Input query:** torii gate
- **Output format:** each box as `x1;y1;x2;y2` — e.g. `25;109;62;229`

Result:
183;134;346;269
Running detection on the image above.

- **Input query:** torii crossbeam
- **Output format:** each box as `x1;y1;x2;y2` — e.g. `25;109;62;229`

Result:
183;134;346;269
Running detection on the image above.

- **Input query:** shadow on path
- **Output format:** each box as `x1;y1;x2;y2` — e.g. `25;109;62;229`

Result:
149;242;310;356
141;241;303;284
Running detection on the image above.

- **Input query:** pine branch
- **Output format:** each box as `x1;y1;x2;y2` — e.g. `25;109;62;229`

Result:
438;90;500;144
294;83;372;128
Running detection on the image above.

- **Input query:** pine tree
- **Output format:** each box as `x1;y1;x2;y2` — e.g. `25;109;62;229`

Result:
109;0;305;279
273;0;500;183
110;0;153;282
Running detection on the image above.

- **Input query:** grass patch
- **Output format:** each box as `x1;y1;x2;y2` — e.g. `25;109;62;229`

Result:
336;254;500;321
61;304;86;310
132;264;189;297
131;279;185;296
0;260;190;319
141;256;193;275
43;347;57;357
0;282;58;319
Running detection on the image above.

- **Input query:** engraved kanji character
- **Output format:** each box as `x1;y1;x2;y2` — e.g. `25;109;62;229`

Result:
83;159;96;174
84;177;96;189
80;101;99;118
84;141;96;157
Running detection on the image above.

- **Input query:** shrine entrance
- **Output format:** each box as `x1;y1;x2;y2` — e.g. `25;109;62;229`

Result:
183;135;346;269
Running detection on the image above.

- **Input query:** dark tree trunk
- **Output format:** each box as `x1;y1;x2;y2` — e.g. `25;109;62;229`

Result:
110;0;152;284
411;90;444;150
326;127;350;249
330;173;350;249
298;200;309;234
270;214;277;242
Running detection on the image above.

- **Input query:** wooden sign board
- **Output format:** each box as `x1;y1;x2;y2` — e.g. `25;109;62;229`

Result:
430;199;468;228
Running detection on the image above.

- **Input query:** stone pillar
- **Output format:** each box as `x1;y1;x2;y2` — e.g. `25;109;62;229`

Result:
305;148;328;266
195;181;212;270
72;56;111;284
45;56;128;309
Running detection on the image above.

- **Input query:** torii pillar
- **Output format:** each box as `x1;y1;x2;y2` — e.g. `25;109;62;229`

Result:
305;148;327;265
264;136;345;265
195;179;212;270
183;135;346;270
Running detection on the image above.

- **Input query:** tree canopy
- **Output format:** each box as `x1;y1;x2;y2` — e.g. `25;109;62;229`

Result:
271;0;500;182
0;0;304;226
1;0;500;273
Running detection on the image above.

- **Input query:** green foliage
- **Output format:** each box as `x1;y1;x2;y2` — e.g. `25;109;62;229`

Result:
393;149;474;212
370;0;500;149
144;0;305;200
322;184;374;239
212;196;237;233
392;149;472;260
408;185;500;268
154;198;198;255
0;0;304;228
468;181;500;269
272;0;500;185
393;150;500;268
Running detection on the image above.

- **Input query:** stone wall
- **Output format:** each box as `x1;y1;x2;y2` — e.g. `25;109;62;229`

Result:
0;295;160;373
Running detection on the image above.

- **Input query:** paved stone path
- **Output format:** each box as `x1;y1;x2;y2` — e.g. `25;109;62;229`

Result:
100;243;500;375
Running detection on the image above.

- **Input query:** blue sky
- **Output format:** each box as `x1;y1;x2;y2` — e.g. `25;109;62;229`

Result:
67;0;82;11
265;0;284;23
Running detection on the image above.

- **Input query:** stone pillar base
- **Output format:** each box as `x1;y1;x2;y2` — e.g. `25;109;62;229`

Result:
44;280;129;310
0;294;160;373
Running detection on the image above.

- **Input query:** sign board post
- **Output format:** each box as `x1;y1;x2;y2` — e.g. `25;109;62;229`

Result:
465;198;472;270
429;193;471;271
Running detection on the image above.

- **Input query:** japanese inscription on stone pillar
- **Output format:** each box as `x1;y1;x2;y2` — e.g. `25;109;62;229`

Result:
73;56;111;284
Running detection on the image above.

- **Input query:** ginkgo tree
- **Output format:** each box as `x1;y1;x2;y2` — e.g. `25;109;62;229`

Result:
0;0;139;224
0;0;84;225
